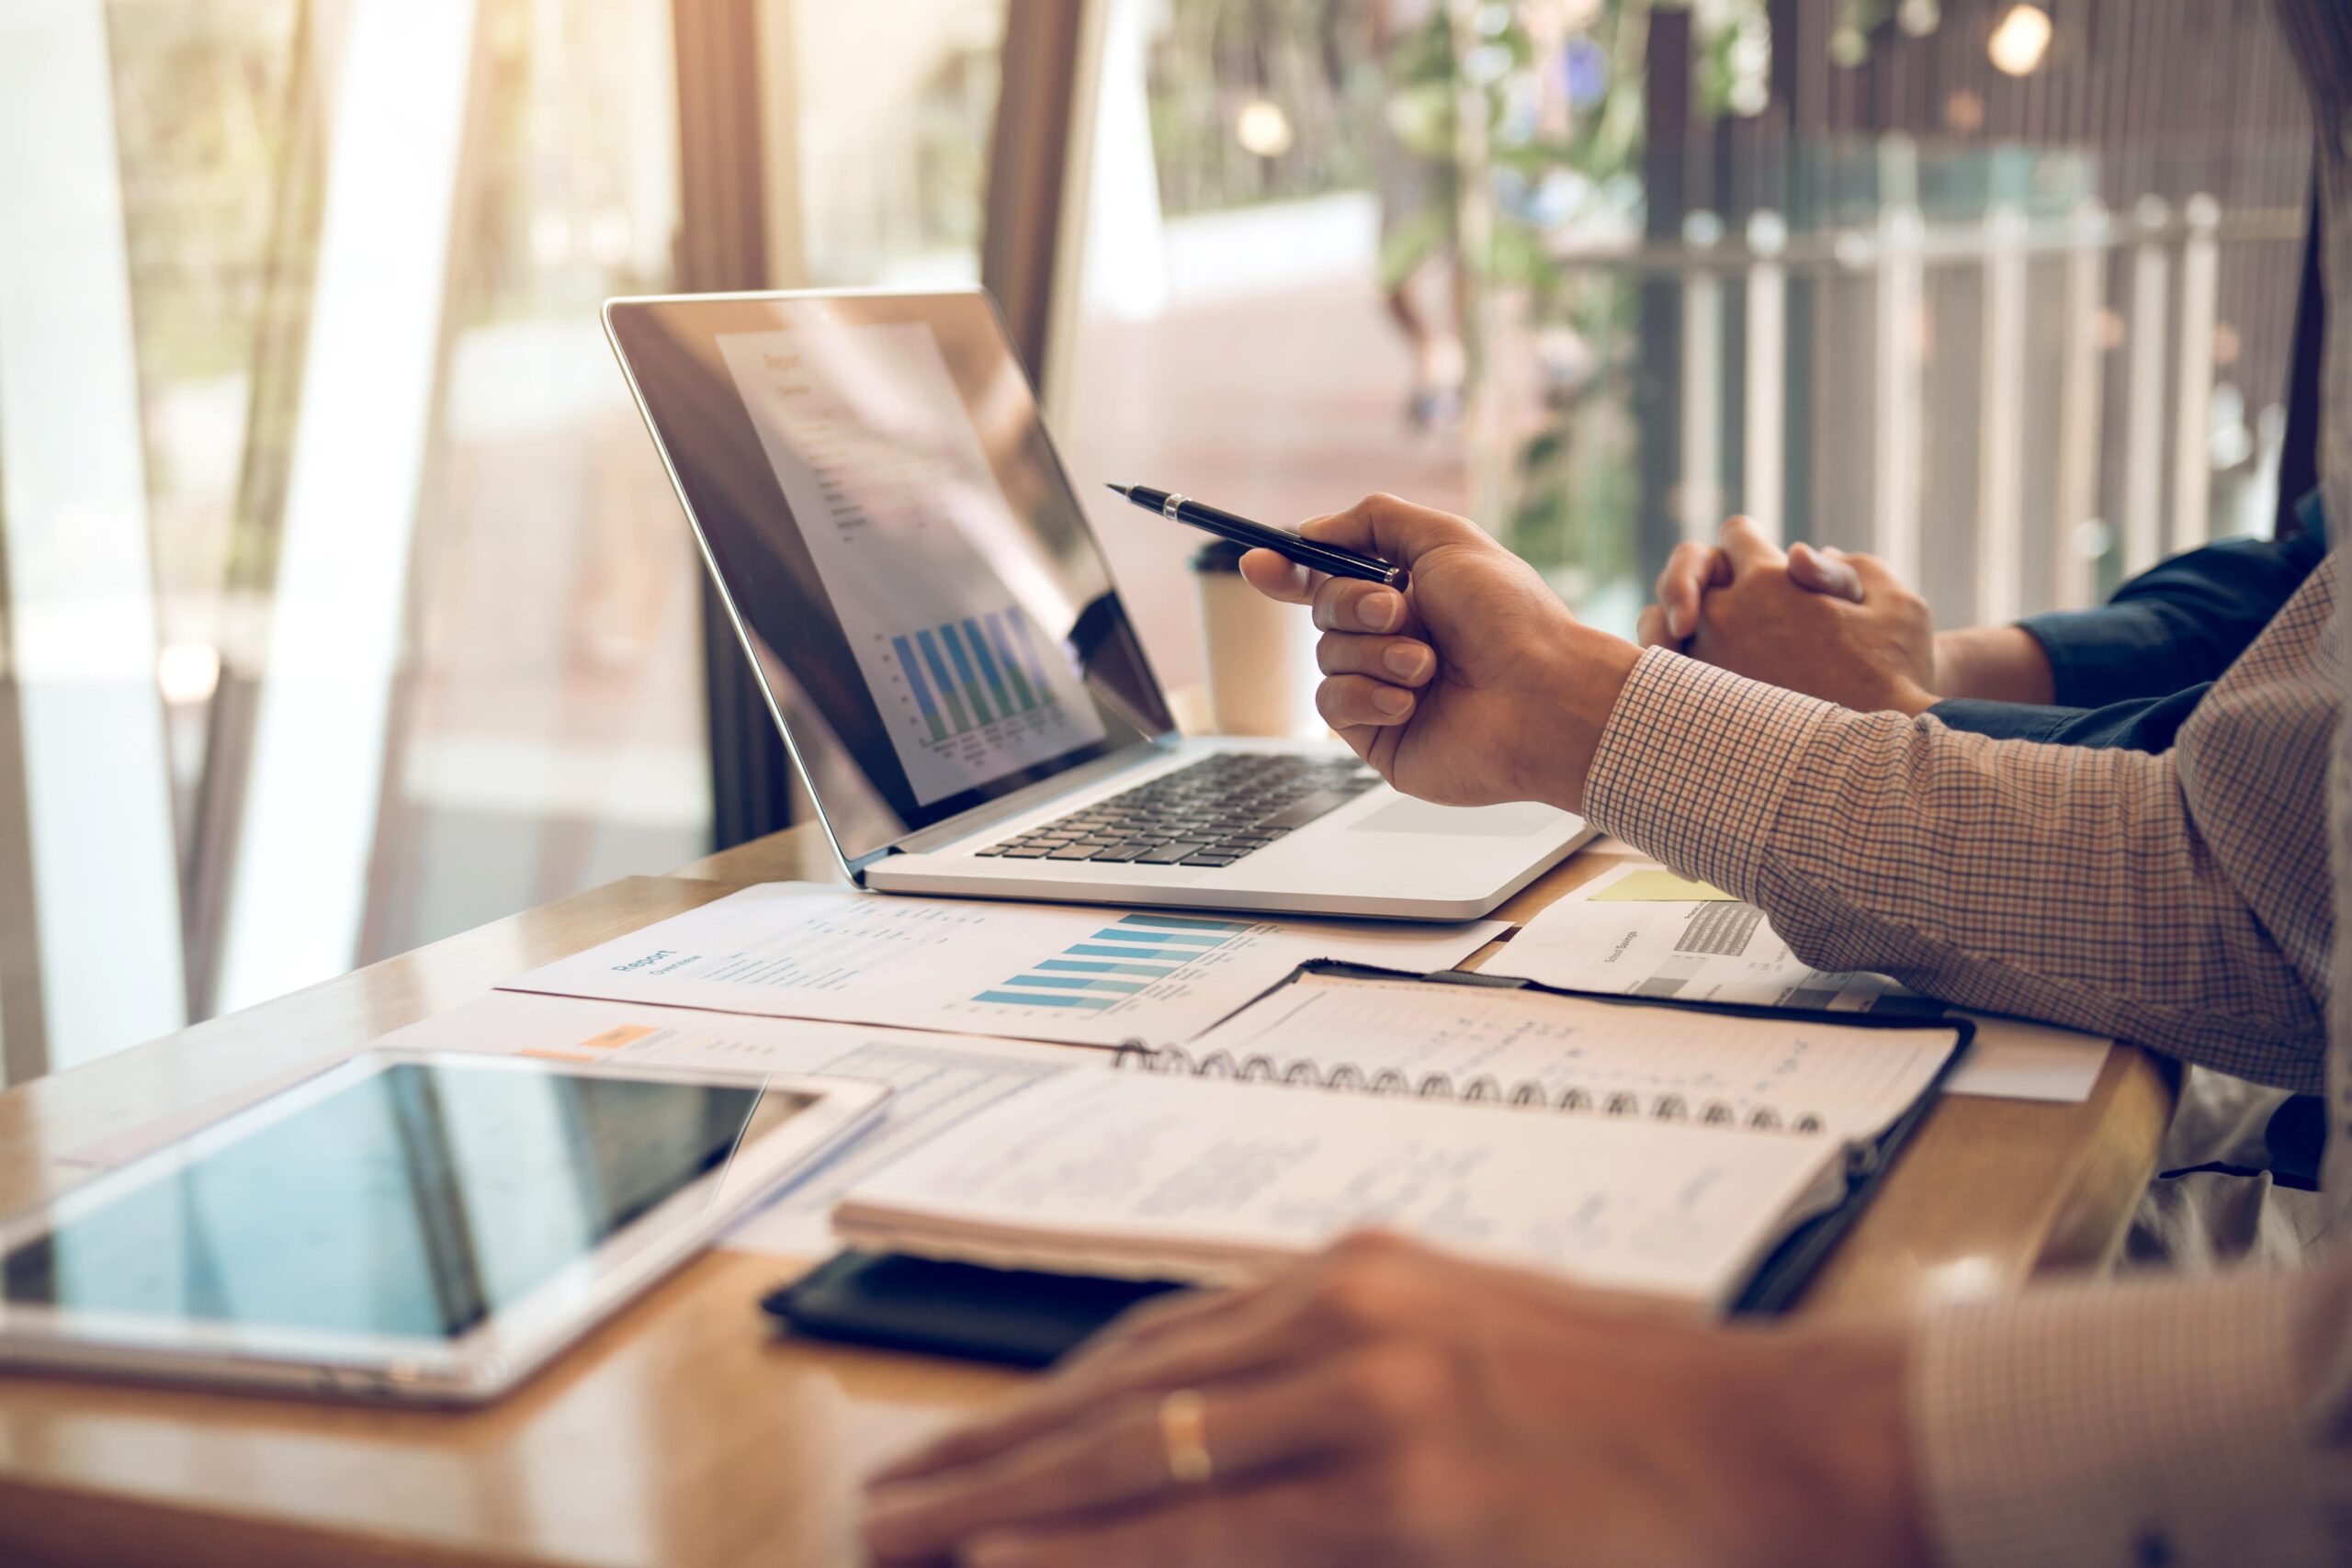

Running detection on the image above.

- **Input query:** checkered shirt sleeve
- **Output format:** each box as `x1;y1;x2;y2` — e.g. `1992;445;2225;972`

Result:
1581;562;2349;1565
1584;555;2340;1091
1913;1249;2352;1567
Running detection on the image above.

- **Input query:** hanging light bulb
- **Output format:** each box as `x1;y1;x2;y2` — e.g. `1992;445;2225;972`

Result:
1987;5;2052;76
1235;99;1294;158
157;644;222;706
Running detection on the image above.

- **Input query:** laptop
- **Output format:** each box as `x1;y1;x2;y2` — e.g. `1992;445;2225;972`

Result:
602;289;1590;920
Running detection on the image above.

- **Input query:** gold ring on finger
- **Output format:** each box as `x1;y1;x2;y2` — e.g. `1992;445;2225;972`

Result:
1158;1388;1214;1486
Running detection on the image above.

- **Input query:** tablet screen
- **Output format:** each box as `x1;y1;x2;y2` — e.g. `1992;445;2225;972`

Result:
1;1057;796;1340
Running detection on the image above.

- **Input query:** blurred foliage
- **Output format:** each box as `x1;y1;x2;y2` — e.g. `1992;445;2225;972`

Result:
104;0;308;603
1136;1;1678;590
106;0;304;382
1144;0;1386;215
1132;0;1781;587
101;0;688;598
910;45;1001;253
1406;1;1653;583
463;0;680;323
1420;0;1764;590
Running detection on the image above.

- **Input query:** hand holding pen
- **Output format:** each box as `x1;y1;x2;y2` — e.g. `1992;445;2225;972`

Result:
1107;484;1409;590
1177;490;1640;815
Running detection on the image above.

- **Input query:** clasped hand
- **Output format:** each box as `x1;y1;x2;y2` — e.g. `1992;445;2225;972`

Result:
1634;520;1939;716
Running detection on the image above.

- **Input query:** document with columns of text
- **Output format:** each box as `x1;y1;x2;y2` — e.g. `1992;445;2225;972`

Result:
1482;863;2108;1103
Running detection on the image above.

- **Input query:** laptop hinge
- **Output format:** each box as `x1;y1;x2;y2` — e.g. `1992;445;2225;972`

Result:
842;844;898;886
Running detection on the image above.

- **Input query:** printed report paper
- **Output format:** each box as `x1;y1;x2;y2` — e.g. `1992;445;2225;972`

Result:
1494;862;1897;1010
1485;863;2108;1103
499;882;1506;1048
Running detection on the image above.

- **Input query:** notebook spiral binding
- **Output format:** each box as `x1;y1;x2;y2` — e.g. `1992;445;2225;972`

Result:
1112;1041;1826;1135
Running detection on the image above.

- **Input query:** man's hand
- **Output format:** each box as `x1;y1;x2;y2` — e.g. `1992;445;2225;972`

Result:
1231;494;1639;812
1636;520;1939;716
861;1233;1934;1568
1642;522;2060;708
1640;528;1869;648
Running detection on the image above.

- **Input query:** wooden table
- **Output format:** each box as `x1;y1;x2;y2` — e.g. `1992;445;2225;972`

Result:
0;828;2173;1568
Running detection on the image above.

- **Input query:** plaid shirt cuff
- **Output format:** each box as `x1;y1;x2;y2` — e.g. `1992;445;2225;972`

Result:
1581;648;1835;900
1916;1266;2334;1568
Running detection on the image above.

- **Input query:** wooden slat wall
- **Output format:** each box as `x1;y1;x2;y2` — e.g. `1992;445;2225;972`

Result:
1635;0;2312;609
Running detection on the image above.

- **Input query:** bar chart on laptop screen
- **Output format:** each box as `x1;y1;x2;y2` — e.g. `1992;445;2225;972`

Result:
715;321;1108;805
887;607;1064;746
975;913;1255;1010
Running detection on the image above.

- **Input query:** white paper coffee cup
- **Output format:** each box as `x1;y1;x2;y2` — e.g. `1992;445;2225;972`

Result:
1192;541;1326;739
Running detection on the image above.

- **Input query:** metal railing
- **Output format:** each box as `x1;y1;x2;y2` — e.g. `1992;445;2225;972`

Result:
1475;155;2307;630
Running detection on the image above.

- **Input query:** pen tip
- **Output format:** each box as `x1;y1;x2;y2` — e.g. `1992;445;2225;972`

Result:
1103;483;1130;497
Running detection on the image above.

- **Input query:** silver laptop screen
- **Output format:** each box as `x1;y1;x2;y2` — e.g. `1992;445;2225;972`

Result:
606;293;1171;859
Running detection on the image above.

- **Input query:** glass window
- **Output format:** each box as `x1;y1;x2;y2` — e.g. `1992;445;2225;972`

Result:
0;0;718;1075
1057;0;1476;699
107;0;309;841
369;0;709;959
771;0;1010;288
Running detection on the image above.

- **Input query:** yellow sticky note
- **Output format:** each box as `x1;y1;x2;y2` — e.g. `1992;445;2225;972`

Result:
1590;870;1737;903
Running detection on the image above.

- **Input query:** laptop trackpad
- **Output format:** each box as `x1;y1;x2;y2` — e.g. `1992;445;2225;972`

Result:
1347;799;1560;837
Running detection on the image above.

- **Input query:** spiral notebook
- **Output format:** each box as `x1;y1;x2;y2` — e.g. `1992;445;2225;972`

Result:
832;972;1970;1311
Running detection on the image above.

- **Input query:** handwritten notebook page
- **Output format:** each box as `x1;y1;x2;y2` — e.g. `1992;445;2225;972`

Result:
1182;976;1958;1138
834;1069;1845;1307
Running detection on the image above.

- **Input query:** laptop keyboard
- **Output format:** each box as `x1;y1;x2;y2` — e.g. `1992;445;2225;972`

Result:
974;752;1382;869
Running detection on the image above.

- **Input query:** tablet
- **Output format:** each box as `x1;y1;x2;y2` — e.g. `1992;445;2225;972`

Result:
0;1051;888;1404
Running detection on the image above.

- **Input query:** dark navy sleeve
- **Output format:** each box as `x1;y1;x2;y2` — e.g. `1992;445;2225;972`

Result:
2014;508;2324;708
1927;685;2211;755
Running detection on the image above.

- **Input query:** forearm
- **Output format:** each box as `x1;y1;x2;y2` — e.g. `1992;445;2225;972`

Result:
1930;626;2053;705
1522;624;1643;812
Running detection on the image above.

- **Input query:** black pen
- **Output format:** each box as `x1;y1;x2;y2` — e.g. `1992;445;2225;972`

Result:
1106;484;1409;591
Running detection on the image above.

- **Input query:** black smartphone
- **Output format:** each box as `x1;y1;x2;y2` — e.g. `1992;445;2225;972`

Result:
763;1251;1191;1368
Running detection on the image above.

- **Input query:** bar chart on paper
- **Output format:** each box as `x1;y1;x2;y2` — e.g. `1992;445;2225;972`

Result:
500;884;1504;1049
888;607;1062;744
974;913;1256;1010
